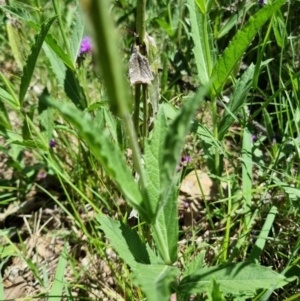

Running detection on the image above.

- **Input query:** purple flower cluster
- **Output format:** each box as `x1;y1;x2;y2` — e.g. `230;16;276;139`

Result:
79;36;92;55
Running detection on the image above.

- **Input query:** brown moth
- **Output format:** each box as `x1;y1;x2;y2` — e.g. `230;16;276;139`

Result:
128;46;154;85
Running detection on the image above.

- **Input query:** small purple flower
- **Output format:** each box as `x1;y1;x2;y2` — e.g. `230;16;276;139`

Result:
252;134;257;143
80;36;92;55
183;156;192;164
49;139;56;148
259;0;265;4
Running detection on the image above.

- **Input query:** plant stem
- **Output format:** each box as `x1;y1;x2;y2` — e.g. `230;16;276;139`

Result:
136;0;146;45
142;84;148;138
134;85;141;134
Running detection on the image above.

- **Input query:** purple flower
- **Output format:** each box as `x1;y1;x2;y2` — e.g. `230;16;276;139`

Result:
251;134;257;143
49;140;56;148
259;0;265;4
79;36;92;55
183;156;192;163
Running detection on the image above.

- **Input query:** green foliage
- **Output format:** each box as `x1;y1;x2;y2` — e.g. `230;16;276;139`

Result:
19;16;57;105
132;263;179;301
179;262;285;297
218;64;255;141
44;97;152;223
49;244;68;300
0;0;299;300
210;0;286;96
97;215;152;268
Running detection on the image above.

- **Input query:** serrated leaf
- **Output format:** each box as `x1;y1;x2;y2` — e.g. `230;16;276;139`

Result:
97;215;150;268
183;250;206;278
19;16;57;105
179;262;285;295
69;5;84;64
207;278;226;301
45;98;151;223
1;5;74;70
144;105;169;213
159;86;208;214
210;0;286;96
152;187;178;265
132;263;180;301
187;0;216;86
43;43;87;109
218;64;255;140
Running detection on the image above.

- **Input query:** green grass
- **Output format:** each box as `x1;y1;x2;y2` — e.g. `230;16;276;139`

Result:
0;0;299;300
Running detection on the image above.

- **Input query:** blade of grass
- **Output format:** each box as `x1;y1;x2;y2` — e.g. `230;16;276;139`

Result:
48;243;68;300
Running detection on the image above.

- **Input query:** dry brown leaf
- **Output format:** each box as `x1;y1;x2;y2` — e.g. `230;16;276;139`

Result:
4;275;27;300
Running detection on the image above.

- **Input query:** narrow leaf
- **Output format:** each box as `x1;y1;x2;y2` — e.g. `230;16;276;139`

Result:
187;0;215;86
242;127;253;230
49;243;68;300
248;206;278;262
159;85;208;213
210;0;286;96
19;16;57;105
218;64;255;140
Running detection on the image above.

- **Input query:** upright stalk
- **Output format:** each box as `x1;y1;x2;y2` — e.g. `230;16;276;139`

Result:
135;0;149;140
80;0;153;219
136;0;146;45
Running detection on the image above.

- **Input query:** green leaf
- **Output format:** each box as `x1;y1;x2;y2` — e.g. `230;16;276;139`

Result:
217;2;255;39
132;263;180;301
152;187;178;265
69;5;84;64
187;0;216;86
1;5;74;70
38;89;54;142
159;86;208;214
179;262;285;296
0;73;20;110
19;16;57;105
210;0;286;96
218;64;255;140
10;140;47;150
97;215;150;268
242;127;253;230
64;67;87;110
45;98;151;223
206;278;226;301
43;43;87;109
144;105;169;214
49;243;68;300
6;20;27;69
248;206;278;262
182;249;206;278
0;100;11;130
